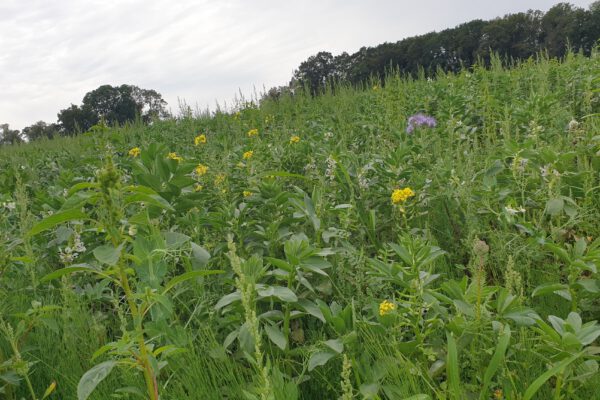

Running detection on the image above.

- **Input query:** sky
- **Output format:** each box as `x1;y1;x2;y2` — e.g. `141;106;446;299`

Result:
0;0;595;130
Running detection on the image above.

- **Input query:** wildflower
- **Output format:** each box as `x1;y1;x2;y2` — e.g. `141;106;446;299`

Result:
379;300;396;316
194;134;207;145
504;205;526;216
214;173;226;185
325;155;337;181
3;201;16;211
324;131;334;140
194;183;203;192
289;135;300;144
372;84;380;91
194;164;208;176
391;187;415;205
73;233;86;253
567;119;580;132
406;113;437;134
493;388;503;399
243;190;252;198
247;128;259;138
128;225;138;236
128;147;141;157
168;152;183;162
243;150;254;160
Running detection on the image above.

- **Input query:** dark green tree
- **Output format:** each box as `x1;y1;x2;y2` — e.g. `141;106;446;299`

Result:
0;124;23;145
21;121;60;141
57;104;98;135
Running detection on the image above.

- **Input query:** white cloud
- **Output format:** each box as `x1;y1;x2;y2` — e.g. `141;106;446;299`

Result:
0;0;594;129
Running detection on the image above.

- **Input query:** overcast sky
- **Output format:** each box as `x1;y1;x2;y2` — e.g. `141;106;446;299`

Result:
0;0;594;129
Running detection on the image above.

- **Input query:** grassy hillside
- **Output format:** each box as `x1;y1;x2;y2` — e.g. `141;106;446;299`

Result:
1;51;599;399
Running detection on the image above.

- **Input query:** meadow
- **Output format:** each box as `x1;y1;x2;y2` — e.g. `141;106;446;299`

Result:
0;51;599;399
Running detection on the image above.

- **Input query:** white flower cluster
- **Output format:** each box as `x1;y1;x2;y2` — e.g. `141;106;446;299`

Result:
2;201;16;211
325;155;337;181
58;233;86;264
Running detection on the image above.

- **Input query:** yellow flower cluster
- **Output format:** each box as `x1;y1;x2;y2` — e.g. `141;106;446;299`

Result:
391;187;415;205
379;300;395;316
168;152;183;162
289;135;300;144
247;128;259;138
243;150;254;160
128;147;141;157
243;190;252;197
195;164;208;176
194;134;207;145
214;173;226;186
194;183;203;192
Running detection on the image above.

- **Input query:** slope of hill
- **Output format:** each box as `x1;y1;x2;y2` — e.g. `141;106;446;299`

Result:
0;51;599;399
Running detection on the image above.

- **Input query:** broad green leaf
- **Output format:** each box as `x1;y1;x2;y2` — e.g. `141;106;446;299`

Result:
27;209;88;237
40;264;106;283
532;283;569;298
191;242;211;269
215;292;242;309
545;198;564;216
308;351;336;371
257;286;298;302
93;244;123;266
264;324;287;350
163;269;223;294
324;338;344;353
77;361;118;400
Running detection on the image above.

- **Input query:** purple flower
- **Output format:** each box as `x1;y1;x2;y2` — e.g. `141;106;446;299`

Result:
406;113;437;134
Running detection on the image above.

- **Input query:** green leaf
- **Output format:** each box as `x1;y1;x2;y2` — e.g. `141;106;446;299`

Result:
545;198;564;216
191;242;211;269
297;299;325;322
308;351;336;371
77;361;118;400
324;338;344;353
124;193;174;211
532;283;569;298
264;324;287;350
93;244;123;266
257;286;298;302
480;325;511;399
215;292;242;309
523;353;582;400
446;332;461;400
163;269;223;294
40;264;105;283
27;209;88;237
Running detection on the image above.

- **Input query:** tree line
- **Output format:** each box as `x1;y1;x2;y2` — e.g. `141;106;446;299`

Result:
1;84;168;144
267;2;600;97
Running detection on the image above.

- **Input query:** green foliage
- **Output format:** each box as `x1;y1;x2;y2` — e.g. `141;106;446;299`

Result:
1;50;600;399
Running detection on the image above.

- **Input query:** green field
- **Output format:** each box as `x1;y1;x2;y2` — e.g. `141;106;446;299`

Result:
1;51;599;399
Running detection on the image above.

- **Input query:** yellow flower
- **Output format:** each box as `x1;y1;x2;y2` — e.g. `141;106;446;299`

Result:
493;389;503;399
379;300;396;316
289;135;300;144
372;84;380;91
128;147;141;157
194;134;207;145
243;150;254;160
214;173;226;185
195;163;208;176
243;190;252;197
168;152;183;162
194;183;203;192
247;128;259;138
391;187;415;205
